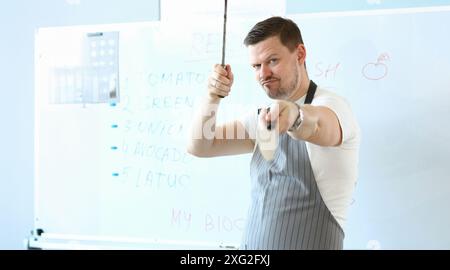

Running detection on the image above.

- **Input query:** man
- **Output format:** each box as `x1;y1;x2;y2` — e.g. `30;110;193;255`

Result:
187;17;360;250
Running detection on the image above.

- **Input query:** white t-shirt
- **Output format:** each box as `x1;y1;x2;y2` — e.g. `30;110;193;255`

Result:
239;87;361;229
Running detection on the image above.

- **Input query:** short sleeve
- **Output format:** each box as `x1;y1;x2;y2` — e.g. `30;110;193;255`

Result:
311;90;360;148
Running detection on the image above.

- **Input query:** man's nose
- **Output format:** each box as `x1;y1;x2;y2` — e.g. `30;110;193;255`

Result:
259;64;272;81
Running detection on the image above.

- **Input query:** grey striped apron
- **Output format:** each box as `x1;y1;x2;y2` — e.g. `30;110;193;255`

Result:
241;81;344;250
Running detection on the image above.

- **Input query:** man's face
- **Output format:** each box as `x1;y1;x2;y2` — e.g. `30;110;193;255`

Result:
248;36;302;100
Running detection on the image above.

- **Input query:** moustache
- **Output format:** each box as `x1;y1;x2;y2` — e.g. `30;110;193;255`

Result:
260;77;280;85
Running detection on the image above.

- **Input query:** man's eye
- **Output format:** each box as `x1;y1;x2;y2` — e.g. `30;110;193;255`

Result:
252;64;261;70
269;59;278;64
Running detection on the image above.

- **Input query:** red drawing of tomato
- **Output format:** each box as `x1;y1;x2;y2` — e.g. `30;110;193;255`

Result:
362;61;388;80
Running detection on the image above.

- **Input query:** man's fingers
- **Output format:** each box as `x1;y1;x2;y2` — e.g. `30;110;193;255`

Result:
208;78;230;92
208;78;230;96
214;64;229;76
212;72;231;86
257;108;268;128
225;64;234;83
265;104;280;122
207;64;233;99
257;107;274;130
259;102;295;133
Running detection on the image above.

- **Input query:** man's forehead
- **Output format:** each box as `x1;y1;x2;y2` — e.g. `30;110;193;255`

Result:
249;36;283;50
248;36;286;61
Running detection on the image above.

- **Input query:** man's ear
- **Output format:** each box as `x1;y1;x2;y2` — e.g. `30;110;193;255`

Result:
297;44;306;64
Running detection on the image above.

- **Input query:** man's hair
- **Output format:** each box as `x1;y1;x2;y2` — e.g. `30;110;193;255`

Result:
243;16;304;52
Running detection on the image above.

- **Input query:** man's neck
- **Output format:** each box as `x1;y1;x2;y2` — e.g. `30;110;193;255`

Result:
289;75;310;102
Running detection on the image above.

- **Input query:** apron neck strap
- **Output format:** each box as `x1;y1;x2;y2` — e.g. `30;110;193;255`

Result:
304;80;317;104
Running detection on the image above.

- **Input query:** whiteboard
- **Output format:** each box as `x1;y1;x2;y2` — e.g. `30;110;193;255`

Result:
292;8;450;249
34;7;450;249
34;19;264;249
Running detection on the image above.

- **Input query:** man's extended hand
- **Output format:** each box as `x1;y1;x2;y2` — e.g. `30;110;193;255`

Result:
262;100;299;134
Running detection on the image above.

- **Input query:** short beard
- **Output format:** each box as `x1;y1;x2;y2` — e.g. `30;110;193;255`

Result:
265;64;299;100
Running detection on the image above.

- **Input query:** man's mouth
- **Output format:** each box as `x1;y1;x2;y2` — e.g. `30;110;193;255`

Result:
262;79;278;86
